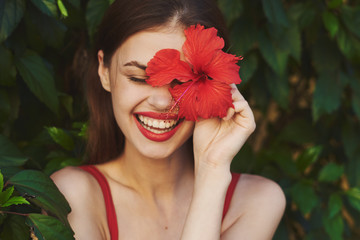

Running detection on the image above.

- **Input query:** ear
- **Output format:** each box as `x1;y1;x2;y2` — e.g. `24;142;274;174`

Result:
98;50;111;92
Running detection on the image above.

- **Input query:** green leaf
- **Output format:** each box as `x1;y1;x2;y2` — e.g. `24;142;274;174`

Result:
86;0;111;38
286;24;301;62
261;0;289;27
289;2;316;29
26;214;74;240
30;0;58;18
341;6;360;39
8;170;71;225
346;188;360;212
0;156;28;167
0;215;29;240
322;11;339;38
258;30;288;76
0;135;23;158
0;0;26;43
66;0;80;9
0;45;17;86
346;150;360;187
44;157;81;175
57;0;68;17
328;0;342;9
230;17;257;55
342;120;360;186
0;186;14;205
312;35;341;73
218;0;243;25
72;121;88;138
352;94;360;119
323;213;344;240
267;21;301;62
342;120;360;159
239;53;257;83
265;68;289;109
296;146;323;172
0;170;3;192
2;196;30;207
46;127;75;151
26;7;67;48
60;94;73;118
291;181;319;215
277;119;316;145
14;50;59;114
328;193;342;218
348;74;360;119
312;73;343;121
318;162;344;182
266;145;297;176
336;28;354;59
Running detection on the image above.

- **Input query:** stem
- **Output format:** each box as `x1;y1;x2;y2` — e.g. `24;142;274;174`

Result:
0;210;29;217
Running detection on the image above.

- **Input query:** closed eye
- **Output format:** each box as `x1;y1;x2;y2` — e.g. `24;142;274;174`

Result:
129;77;147;83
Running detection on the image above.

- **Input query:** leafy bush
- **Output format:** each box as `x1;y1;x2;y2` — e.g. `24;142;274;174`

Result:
0;0;359;239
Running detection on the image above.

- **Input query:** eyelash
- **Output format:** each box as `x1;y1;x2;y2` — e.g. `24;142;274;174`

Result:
129;77;147;83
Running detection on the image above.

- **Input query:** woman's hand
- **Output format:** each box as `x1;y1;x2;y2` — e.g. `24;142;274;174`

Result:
193;84;256;171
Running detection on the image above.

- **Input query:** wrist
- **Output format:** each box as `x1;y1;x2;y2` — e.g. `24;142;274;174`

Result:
194;161;232;187
195;155;231;173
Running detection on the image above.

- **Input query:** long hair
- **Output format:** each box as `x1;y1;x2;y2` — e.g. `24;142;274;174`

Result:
86;0;229;164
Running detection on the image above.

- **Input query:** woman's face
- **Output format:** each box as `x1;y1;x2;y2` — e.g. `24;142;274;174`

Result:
98;25;195;159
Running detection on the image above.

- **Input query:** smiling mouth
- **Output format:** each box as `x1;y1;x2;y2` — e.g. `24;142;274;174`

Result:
135;114;183;134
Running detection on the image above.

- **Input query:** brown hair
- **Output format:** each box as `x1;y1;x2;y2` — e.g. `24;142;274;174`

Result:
86;0;229;164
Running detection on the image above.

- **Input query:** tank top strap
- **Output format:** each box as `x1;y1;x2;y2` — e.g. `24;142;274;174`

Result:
222;173;241;221
79;165;118;240
79;165;239;238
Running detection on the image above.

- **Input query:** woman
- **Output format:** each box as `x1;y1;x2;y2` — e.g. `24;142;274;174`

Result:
51;0;286;239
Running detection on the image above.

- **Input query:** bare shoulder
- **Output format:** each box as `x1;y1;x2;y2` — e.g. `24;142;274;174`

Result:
51;166;108;239
221;174;286;240
51;166;95;196
237;174;286;208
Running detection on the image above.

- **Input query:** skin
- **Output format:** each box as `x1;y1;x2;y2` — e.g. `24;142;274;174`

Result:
51;23;286;240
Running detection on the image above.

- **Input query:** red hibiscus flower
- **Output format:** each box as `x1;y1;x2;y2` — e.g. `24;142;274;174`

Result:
146;24;242;121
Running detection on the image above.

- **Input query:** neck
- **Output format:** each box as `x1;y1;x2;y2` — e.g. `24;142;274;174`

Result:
109;140;194;201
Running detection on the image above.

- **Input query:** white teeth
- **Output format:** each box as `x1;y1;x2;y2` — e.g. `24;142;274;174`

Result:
152;120;159;128
148;118;153;127
137;114;178;133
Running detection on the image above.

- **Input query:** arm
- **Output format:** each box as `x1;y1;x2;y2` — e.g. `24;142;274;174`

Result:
221;174;286;240
180;85;258;240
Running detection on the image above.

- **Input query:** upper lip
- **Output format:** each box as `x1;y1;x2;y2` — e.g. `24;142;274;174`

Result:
134;111;179;120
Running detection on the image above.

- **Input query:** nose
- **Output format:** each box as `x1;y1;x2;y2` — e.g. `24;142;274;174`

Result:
147;85;174;111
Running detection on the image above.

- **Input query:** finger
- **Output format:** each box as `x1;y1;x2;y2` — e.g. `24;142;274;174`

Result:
231;86;244;102
222;106;235;121
233;99;255;123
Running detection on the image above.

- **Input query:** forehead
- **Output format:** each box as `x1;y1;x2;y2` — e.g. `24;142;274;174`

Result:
114;27;186;67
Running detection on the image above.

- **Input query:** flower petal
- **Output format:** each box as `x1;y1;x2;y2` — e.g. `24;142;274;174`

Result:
170;79;233;121
146;49;194;86
204;51;242;85
183;25;225;73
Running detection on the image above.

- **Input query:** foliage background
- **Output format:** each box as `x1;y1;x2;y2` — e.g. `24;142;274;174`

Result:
0;0;360;239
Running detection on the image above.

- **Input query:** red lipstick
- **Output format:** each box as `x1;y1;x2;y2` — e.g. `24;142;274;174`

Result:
134;112;183;142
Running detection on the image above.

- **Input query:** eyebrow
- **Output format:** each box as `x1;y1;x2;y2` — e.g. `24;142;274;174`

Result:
124;61;147;70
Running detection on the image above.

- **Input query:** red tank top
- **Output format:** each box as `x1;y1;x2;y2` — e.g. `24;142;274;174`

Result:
79;165;240;240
